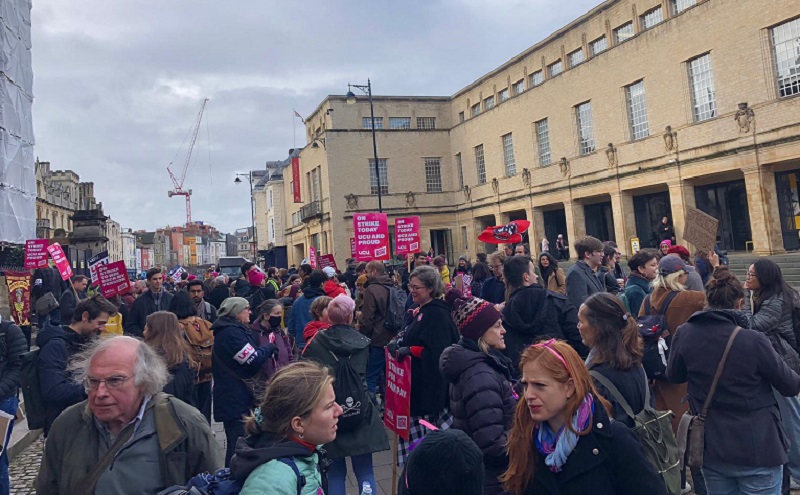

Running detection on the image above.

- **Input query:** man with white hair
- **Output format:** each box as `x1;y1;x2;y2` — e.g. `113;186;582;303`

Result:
35;336;221;495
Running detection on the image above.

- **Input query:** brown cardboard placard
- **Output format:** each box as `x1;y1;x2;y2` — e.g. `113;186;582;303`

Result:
684;207;719;254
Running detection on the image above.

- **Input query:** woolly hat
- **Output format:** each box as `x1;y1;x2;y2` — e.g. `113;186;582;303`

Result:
445;289;502;341
667;245;691;259
322;266;336;278
659;239;673;248
398;429;484;495
218;297;249;318
356;274;368;287
659;255;686;276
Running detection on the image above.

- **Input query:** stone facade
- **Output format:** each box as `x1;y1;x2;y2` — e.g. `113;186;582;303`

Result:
280;0;800;267
105;219;122;262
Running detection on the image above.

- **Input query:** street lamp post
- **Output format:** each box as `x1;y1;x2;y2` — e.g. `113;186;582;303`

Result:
346;79;382;212
234;173;257;262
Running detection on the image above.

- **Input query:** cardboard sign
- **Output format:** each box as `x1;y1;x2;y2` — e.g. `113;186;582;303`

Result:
4;271;31;326
309;246;318;269
354;213;390;261
684;207;719;253
46;242;73;281
88;250;109;284
395;216;421;255
97;261;130;298
318;254;337;271
24;239;49;269
384;348;412;441
350;237;356;258
292;157;302;203
168;265;185;282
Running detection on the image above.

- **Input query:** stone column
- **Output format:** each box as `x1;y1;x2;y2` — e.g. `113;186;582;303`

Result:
743;167;784;255
667;180;696;246
564;199;586;246
610;191;636;256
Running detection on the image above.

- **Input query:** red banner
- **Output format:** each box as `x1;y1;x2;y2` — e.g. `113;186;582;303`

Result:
4;271;31;326
97;261;130;298
292;157;302;203
395;216;421;255
46;242;73;281
25;239;50;269
309;246;318;269
350;238;356;258
318;254;337;271
353;213;390;261
384;349;412;440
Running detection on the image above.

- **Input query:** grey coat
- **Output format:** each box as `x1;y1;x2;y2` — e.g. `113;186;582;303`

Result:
745;291;800;373
566;261;606;311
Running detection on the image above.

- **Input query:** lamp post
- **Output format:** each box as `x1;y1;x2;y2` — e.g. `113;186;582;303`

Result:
346;79;382;212
234;173;257;262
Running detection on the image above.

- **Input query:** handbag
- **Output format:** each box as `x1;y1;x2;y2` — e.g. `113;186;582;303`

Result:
677;326;741;469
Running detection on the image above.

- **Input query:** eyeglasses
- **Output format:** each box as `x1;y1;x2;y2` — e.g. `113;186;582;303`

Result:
85;375;131;390
409;284;427;291
746;272;757;279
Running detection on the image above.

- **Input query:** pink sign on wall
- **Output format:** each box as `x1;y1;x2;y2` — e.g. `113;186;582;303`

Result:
353;213;390;261
46;242;73;281
24;239;50;269
309;246;318;269
384;349;412;440
395;216;421;255
97;261;130;298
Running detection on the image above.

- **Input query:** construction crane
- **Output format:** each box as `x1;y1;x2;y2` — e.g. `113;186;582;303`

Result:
167;98;209;227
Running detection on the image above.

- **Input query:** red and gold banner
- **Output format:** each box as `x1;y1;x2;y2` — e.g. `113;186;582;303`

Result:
291;157;302;203
4;271;31;326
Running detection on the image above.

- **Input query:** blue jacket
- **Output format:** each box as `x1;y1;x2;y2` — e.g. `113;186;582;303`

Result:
481;276;506;305
287;286;325;350
36;325;89;433
211;316;271;422
622;274;652;316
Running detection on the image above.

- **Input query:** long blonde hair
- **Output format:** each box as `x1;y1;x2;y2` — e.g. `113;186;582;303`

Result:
651;270;686;292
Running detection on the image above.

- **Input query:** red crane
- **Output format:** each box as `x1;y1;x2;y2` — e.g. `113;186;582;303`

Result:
167;98;208;227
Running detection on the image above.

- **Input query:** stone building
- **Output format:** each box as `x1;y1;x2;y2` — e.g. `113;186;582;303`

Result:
278;0;800;267
253;157;289;266
106;219;122;262
35;160;80;238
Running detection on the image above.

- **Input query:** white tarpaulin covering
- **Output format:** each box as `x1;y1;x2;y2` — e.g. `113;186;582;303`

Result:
0;0;34;244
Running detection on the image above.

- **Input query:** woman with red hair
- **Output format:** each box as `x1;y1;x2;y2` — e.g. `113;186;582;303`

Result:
500;340;666;495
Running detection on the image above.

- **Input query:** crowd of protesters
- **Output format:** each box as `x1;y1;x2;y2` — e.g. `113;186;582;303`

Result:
0;226;794;495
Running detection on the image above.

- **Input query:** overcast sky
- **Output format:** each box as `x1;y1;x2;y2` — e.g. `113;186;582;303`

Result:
32;0;599;234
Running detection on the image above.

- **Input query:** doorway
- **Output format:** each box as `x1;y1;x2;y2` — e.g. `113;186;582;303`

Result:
694;180;752;251
633;192;672;248
775;170;800;251
430;229;454;266
543;208;568;256
584;201;616;243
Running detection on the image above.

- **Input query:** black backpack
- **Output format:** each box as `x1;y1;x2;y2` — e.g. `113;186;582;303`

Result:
20;345;47;430
637;291;679;381
328;350;369;433
383;286;408;334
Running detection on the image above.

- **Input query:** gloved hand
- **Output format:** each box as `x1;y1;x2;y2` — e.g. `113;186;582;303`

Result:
261;343;279;358
396;346;412;361
387;341;400;358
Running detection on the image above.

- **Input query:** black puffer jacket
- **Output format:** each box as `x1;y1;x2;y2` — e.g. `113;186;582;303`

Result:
440;339;516;495
0;320;28;400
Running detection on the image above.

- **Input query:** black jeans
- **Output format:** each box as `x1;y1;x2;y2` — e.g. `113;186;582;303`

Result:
193;382;212;424
223;419;245;466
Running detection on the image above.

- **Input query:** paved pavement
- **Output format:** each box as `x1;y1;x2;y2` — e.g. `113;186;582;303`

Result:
9;421;397;495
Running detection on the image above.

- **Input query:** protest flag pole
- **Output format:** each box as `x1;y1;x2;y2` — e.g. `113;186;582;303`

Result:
391;432;399;495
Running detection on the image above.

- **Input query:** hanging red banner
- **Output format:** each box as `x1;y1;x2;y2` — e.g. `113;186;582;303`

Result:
309;246;318;269
292;157;302;203
24;239;50;269
395;216;421;255
46;242;73;281
384;349;412;441
350;238;356;258
4;271;31;326
353;213;390;261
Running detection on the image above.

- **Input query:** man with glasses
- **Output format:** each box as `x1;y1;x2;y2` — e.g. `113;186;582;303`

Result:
37;295;117;436
36;336;221;495
481;250;508;306
186;279;217;323
565;236;607;312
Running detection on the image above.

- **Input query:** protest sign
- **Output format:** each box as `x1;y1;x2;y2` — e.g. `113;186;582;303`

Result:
4;271;31;326
24;239;49;269
384;348;411;441
684;207;719;253
168;265;185;282
354;213;390;261
87;250;109;284
395;216;421;255
309;246;318;269
318;254;337;271
350;237;356;258
97;261;130;298
46;243;73;281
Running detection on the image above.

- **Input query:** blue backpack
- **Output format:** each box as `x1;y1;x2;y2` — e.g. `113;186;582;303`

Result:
157;459;304;495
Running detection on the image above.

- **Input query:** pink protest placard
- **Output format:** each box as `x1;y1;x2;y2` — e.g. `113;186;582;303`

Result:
46;243;73;281
353;213;390;261
384;348;411;440
395;216;421;255
350;238;356;258
309;246;318;269
25;239;50;269
97;261;130;298
318;254;337;271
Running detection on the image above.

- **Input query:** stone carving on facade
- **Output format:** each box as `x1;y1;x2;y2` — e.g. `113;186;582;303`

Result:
558;157;570;178
463;185;471;201
491;178;499;194
605;143;618;168
663;126;677;152
406;191;416;207
522;168;531;188
734;103;755;133
345;193;358;210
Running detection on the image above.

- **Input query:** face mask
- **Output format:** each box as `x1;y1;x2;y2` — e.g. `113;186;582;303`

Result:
268;315;282;328
248;271;265;286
